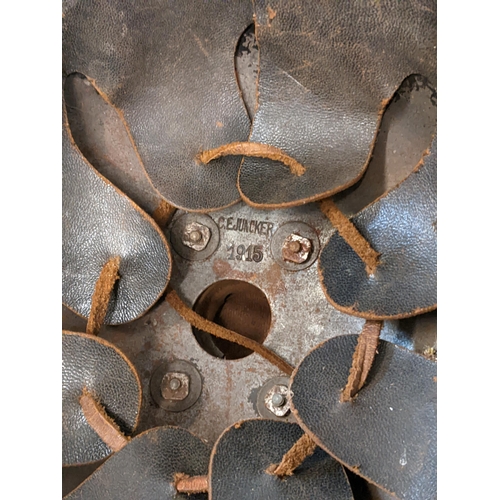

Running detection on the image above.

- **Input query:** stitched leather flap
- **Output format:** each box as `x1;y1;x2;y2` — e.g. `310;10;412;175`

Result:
62;94;172;325
65;426;210;499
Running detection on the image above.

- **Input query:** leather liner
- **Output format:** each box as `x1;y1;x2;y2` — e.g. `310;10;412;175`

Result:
290;335;437;500
239;0;436;208
62;90;171;325
62;331;141;466
319;138;437;319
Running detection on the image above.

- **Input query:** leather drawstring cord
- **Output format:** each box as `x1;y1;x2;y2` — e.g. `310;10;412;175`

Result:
151;199;176;227
319;198;380;275
341;320;383;402
267;320;383;476
165;287;294;376
197;142;306;176
174;473;209;494
86;256;121;336
172;431;317;487
79;389;130;452
267;432;317;477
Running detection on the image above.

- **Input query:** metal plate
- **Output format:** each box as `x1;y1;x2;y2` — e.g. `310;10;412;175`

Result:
61;199;436;447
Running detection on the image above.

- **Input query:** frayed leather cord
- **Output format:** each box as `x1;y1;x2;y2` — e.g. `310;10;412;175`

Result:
174;473;209;494
319;198;379;275
86;256;120;336
341;320;383;402
198;142;306;176
80;389;130;452
267;432;317;477
151;199;176;227
165;287;294;376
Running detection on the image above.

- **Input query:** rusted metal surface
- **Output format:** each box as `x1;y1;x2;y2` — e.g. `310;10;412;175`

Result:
63;198;436;446
282;233;312;264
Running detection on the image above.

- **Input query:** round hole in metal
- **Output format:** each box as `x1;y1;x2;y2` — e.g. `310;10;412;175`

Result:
191;280;271;360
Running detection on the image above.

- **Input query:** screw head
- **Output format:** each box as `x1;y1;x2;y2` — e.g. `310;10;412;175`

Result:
288;240;302;253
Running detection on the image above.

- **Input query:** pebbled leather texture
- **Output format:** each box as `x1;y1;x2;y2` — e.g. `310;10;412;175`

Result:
62;331;141;466
62;94;171;325
209;419;353;500
65;426;211;499
290;335;437;500
62;0;252;212
238;0;436;208
319;138;437;319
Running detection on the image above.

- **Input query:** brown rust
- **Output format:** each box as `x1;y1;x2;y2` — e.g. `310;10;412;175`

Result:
281;234;312;264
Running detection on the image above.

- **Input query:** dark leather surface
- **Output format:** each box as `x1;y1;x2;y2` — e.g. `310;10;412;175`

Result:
62;0;252;212
62;331;141;466
319;138;437;319
290;335;437;500
62;97;171;324
65;426;210;499
238;0;436;208
209;419;353;500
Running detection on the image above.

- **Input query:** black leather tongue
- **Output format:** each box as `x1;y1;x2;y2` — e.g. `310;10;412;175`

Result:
209;419;353;500
62;96;171;325
238;0;436;208
319;137;437;320
290;335;437;500
65;426;211;499
62;0;252;211
62;331;141;466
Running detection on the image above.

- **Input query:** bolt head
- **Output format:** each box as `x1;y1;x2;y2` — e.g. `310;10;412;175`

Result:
189;230;202;242
264;384;291;417
182;222;211;251
161;372;190;401
282;234;312;264
169;377;181;391
271;393;286;407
